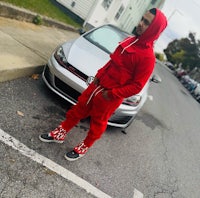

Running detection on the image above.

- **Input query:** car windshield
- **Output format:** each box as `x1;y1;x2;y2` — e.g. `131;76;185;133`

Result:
84;25;129;54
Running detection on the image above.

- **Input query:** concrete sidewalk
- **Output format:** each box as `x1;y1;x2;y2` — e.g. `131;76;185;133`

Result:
0;16;79;82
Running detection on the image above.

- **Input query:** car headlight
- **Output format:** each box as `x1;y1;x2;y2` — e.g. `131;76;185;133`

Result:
54;47;68;67
122;95;142;106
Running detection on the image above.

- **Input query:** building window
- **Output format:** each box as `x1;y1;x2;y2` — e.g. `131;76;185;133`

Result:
151;0;157;4
115;5;125;20
102;0;113;10
71;1;76;7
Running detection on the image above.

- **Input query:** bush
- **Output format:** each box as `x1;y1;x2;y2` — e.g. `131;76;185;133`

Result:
33;15;42;25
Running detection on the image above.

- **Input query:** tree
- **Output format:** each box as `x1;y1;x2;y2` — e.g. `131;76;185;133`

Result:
164;32;200;71
171;50;185;65
155;52;165;61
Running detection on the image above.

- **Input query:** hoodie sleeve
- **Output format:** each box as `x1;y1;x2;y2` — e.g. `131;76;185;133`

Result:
108;55;155;99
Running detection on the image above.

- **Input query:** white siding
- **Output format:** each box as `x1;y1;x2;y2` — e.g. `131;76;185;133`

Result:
57;0;166;33
56;0;96;19
86;0;127;28
118;0;151;32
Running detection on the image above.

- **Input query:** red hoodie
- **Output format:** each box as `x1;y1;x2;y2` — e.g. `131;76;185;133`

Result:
96;8;167;99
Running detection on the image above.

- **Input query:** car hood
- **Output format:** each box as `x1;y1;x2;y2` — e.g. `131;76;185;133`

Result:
63;36;110;77
62;35;150;98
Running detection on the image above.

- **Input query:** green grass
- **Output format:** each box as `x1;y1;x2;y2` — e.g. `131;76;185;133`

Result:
0;0;81;27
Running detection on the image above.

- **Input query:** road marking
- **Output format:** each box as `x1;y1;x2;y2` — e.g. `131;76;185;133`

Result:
133;188;144;198
148;95;154;101
0;128;144;198
0;128;111;198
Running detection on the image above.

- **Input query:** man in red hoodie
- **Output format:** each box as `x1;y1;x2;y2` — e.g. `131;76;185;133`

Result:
39;8;167;161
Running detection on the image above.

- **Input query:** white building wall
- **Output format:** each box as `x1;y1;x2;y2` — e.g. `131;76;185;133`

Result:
85;0;154;33
56;0;96;19
118;0;151;33
56;0;166;34
85;0;129;28
83;0;110;28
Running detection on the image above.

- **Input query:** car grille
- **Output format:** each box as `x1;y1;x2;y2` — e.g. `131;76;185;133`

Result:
43;65;81;103
64;63;88;82
44;65;51;83
54;77;81;103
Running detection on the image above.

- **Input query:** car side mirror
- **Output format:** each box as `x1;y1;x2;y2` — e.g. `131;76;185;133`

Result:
151;74;162;83
79;28;86;35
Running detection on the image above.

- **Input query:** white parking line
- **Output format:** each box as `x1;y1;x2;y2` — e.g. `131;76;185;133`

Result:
133;188;144;198
148;95;154;101
0;128;144;198
0;128;111;198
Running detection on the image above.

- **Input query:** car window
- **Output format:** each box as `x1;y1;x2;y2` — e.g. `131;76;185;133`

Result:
84;25;128;54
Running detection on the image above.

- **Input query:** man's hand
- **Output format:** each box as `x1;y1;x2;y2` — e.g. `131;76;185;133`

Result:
93;77;99;85
102;90;110;100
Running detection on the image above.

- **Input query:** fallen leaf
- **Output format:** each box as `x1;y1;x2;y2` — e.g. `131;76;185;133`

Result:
9;159;15;163
44;168;56;175
17;111;24;117
31;74;39;80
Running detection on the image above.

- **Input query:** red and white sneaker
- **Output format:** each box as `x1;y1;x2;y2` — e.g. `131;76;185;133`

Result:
64;141;89;161
39;125;67;143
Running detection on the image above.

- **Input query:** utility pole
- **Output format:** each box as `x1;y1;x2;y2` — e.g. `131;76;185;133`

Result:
168;9;183;21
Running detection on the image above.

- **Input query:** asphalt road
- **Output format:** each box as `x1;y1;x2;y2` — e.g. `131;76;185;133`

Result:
1;63;200;198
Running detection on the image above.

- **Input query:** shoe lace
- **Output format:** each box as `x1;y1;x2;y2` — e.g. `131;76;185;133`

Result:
51;125;66;140
74;142;88;154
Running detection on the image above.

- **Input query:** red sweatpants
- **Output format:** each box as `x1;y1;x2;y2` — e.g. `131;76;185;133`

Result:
61;83;123;147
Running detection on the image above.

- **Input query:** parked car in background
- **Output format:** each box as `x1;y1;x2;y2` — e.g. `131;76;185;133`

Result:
165;61;175;71
179;74;200;102
186;79;198;93
174;68;187;79
42;24;161;129
192;83;200;102
180;75;191;86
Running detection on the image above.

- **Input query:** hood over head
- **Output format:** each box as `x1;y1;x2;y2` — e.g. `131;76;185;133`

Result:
136;8;167;48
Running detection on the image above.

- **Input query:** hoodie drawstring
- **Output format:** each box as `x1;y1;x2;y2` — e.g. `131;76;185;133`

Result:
86;85;104;105
121;38;139;54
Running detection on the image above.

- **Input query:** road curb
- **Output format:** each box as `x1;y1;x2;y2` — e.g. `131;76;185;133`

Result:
0;65;44;83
